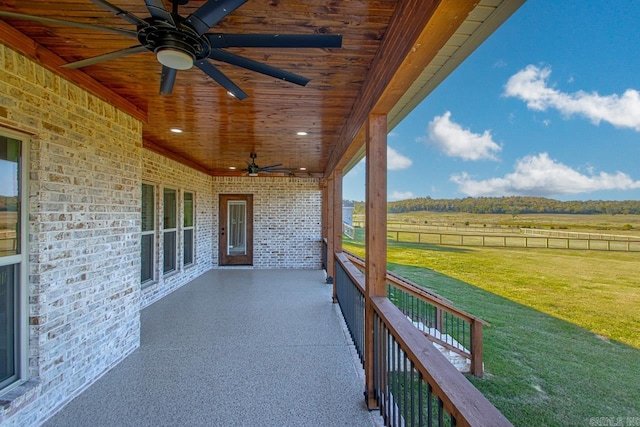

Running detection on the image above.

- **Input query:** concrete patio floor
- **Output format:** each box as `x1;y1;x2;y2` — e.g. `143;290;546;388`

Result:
43;269;377;427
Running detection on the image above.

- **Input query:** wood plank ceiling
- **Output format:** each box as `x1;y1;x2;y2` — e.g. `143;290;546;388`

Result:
0;0;522;178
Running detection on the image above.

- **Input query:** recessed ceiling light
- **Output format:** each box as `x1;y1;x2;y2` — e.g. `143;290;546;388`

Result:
170;128;183;133
296;131;308;136
227;91;236;98
229;166;236;170
299;167;307;171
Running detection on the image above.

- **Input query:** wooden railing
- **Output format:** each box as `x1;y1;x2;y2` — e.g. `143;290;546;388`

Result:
344;251;487;377
333;252;511;427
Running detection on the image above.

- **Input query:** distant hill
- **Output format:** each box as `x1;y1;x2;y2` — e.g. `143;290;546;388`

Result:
348;196;640;215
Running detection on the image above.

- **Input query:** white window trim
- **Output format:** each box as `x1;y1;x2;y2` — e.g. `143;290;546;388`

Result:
141;182;156;286
162;187;178;275
0;128;29;394
183;191;195;267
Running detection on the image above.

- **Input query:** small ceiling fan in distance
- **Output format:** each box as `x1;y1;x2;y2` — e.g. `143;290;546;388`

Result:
243;152;298;176
0;0;342;98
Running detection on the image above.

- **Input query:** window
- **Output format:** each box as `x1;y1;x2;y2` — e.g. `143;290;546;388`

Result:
183;192;194;266
228;201;247;255
163;188;177;274
141;183;155;284
0;131;26;392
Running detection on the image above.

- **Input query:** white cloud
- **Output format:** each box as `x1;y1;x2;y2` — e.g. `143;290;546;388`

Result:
421;111;502;161
389;190;414;201
387;146;412;170
504;65;640;131
451;152;640;197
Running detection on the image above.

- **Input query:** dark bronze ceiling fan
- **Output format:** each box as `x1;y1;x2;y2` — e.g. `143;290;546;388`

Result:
0;0;342;98
243;152;298;176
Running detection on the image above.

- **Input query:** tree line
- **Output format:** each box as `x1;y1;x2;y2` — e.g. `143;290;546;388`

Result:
348;196;640;215
0;196;18;211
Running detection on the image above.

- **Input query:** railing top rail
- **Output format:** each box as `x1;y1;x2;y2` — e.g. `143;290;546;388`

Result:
335;251;366;294
372;296;512;427
343;250;489;326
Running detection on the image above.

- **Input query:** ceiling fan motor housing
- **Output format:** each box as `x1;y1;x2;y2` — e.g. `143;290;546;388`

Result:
138;20;213;69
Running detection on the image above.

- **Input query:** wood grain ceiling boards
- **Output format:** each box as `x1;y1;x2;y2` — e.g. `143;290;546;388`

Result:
0;1;520;179
0;0;398;177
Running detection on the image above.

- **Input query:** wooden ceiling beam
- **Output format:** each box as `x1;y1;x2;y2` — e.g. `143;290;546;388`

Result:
324;0;479;176
143;139;212;176
0;20;147;123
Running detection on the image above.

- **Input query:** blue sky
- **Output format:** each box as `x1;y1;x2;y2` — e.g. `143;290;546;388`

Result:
343;0;640;202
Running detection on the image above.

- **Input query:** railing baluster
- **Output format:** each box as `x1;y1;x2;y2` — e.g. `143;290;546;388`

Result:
427;384;433;426
334;252;508;426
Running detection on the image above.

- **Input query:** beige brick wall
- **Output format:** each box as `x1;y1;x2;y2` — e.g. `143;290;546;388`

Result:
140;149;214;308
0;44;324;427
213;177;322;269
1;45;142;427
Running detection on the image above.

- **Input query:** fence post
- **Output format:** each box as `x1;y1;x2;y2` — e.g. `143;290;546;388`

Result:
471;320;484;377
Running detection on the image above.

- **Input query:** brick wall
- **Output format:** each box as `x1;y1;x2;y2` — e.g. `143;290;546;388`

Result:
140;149;214;308
213;177;322;269
0;45;142;426
0;44;324;426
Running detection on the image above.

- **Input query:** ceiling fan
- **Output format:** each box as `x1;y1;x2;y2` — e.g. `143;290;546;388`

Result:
243;152;297;176
0;0;342;98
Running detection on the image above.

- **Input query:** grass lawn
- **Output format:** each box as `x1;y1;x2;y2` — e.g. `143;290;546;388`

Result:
344;229;640;426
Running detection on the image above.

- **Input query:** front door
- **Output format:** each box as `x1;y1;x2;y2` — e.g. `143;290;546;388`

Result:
219;194;253;265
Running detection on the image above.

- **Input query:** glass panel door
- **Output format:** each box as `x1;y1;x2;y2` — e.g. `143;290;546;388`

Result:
228;201;246;255
219;194;253;265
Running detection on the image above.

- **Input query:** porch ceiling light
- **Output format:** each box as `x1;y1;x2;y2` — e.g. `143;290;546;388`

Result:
296;131;308;136
156;49;194;70
170;128;183;133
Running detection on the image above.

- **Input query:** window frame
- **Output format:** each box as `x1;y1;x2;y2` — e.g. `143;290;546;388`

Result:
183;191;195;267
140;182;156;286
162;187;178;275
0;128;28;394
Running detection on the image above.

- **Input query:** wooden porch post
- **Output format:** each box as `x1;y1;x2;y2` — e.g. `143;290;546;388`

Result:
321;181;328;270
326;174;336;285
365;113;387;409
321;181;328;242
331;170;343;302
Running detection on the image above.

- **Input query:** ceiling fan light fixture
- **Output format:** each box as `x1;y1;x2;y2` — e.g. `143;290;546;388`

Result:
156;48;194;70
249;172;259;177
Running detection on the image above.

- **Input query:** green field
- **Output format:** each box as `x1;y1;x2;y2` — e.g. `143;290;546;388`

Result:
355;212;640;237
343;214;640;426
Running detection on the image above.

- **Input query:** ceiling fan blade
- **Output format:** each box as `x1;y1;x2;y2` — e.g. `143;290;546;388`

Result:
208;49;310;86
207;33;343;48
0;11;138;38
260;163;283;170
262;169;298;174
61;45;148;69
160;66;178;95
90;0;149;27
194;59;248;100
144;0;175;26
185;0;248;36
